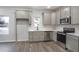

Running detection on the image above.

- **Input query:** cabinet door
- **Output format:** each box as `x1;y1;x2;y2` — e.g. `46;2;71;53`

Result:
71;6;79;24
65;7;71;17
43;13;51;25
56;8;60;24
50;32;57;41
60;7;70;18
39;32;44;41
29;32;33;41
33;32;40;41
29;12;32;25
66;34;78;52
51;12;56;24
32;32;44;41
16;10;29;19
60;7;66;18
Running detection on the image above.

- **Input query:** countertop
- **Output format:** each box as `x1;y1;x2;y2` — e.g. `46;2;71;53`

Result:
29;29;63;32
67;33;79;37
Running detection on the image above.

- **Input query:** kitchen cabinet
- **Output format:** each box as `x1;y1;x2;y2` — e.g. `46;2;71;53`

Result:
60;6;70;18
66;34;79;52
55;7;70;25
43;12;51;25
71;6;79;24
16;10;30;19
44;31;51;41
60;6;79;24
43;12;56;25
50;32;57;41
51;12;56;24
29;12;32;25
29;31;44;41
60;7;66;18
56;8;60;24
65;7;71;17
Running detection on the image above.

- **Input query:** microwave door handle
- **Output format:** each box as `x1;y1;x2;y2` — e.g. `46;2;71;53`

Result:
66;18;67;22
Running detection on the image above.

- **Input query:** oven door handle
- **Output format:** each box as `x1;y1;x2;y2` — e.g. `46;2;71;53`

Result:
58;33;66;35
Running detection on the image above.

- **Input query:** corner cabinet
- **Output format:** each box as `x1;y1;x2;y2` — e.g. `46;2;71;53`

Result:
71;6;79;24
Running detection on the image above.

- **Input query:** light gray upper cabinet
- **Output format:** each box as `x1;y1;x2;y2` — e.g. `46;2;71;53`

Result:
55;7;70;24
60;7;66;18
56;8;60;24
71;6;79;24
65;7;71;17
56;6;79;25
60;6;70;18
16;10;30;19
51;12;56;24
29;12;32;25
43;12;51;25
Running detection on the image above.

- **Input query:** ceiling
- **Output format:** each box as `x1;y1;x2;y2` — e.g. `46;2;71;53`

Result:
30;6;60;10
0;6;60;10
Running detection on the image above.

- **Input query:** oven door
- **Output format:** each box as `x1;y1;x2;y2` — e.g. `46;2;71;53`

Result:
57;32;66;44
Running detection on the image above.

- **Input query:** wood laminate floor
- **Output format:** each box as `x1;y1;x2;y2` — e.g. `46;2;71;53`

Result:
0;41;67;52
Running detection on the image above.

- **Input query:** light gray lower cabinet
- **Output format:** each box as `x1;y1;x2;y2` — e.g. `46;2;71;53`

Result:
66;34;79;52
50;32;57;41
29;32;44;41
29;31;57;42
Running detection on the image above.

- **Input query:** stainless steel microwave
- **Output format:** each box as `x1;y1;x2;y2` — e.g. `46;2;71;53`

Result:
60;16;71;24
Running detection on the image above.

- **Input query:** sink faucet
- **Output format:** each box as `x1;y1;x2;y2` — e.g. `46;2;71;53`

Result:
37;26;38;30
37;24;39;30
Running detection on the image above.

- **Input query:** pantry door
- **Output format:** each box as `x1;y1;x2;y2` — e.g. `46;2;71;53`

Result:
16;19;29;52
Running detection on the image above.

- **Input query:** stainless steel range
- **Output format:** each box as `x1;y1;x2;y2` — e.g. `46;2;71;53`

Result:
57;28;75;48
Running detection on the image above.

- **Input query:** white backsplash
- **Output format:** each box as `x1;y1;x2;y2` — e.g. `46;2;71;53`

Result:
29;9;56;31
29;25;56;31
56;24;79;33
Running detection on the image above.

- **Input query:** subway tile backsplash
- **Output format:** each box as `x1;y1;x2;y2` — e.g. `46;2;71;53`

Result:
56;25;79;33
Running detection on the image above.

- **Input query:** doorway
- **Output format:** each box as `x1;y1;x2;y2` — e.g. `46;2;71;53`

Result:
16;19;29;52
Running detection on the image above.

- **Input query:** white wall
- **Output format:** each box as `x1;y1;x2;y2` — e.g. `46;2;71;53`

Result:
0;7;56;42
0;8;16;42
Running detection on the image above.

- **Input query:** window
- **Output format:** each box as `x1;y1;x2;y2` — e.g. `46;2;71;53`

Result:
34;17;40;28
0;16;9;34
